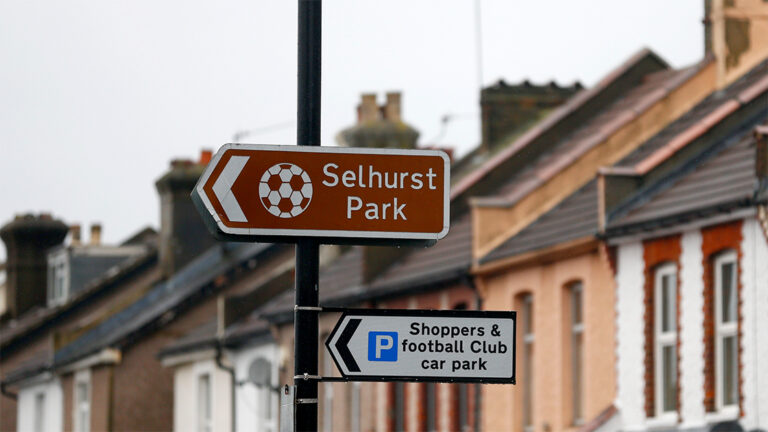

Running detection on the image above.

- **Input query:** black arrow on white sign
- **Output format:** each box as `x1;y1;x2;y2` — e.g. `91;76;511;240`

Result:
335;318;361;372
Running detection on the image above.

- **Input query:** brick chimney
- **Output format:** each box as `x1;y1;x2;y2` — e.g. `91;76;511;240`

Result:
70;224;82;246
155;151;217;277
480;79;582;152
0;214;68;318
89;223;102;246
383;92;401;122
338;91;419;149
705;0;768;87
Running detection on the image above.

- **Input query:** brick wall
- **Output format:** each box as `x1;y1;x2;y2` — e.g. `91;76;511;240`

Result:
700;220;743;414
641;234;681;419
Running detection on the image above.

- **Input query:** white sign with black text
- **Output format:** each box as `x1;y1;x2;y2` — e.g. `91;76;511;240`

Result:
325;309;516;383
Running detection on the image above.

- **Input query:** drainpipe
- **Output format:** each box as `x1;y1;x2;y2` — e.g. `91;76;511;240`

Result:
465;275;483;432
0;381;18;401
215;340;236;432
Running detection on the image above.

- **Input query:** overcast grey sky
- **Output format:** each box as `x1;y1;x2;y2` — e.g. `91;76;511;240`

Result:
0;0;703;259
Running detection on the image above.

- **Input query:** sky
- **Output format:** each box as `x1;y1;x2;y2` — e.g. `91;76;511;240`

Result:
0;0;703;260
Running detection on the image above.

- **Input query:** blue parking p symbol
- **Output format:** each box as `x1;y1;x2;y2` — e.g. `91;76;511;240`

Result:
368;331;398;362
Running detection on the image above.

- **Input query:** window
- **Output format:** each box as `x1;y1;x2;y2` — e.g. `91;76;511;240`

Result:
715;252;738;410
34;392;45;432
74;372;90;432
654;263;677;415
569;282;584;425
197;374;212;432
254;359;274;431
47;251;69;306
521;294;534;432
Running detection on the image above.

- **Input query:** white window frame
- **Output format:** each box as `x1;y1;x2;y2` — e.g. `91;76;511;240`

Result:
654;263;678;417
197;373;213;432
73;370;90;432
569;282;584;426
47;250;69;307
522;294;534;432
253;357;276;432
714;251;739;411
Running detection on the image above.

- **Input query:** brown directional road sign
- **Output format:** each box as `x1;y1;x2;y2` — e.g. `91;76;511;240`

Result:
191;144;450;245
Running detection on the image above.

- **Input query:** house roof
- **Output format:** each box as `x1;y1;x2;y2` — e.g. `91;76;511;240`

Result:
52;242;272;368
2;351;50;385
474;63;702;208
480;180;599;265
480;57;768;265
258;212;474;325
369;213;472;292
605;124;764;235
450;48;673;204
615;57;768;169
0;242;158;351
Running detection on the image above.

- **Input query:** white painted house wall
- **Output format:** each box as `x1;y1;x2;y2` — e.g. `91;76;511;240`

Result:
740;218;768;431
679;229;705;429
614;216;768;431
615;241;645;431
172;358;232;432
17;377;62;432
233;343;279;432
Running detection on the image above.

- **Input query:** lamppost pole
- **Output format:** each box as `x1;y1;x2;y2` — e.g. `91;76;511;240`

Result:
294;0;321;430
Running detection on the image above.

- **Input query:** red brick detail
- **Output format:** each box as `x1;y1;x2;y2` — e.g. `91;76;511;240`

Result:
642;235;681;419
605;244;619;276
701;220;743;414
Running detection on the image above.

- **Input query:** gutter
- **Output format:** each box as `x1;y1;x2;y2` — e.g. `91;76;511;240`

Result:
57;348;121;374
473;236;599;277
0;381;17;401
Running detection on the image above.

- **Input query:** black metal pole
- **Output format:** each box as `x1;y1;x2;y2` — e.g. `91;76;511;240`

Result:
295;0;321;431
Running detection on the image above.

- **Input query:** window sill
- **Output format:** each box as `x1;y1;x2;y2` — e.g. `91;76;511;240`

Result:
645;413;678;429
704;406;739;424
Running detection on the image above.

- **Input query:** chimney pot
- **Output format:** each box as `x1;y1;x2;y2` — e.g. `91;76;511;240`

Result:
384;92;402;122
90;223;102;246
71;224;82;246
0;214;68;318
359;93;379;123
199;149;213;165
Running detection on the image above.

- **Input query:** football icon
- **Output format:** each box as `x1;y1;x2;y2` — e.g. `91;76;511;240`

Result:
258;163;313;218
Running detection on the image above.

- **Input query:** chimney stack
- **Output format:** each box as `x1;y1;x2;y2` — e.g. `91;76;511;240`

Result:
90;223;102;246
199;149;213;165
339;91;419;149
0;214;68;318
384;92;401;122
155;156;217;277
70;224;82;246
358;93;380;123
480;79;582;152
